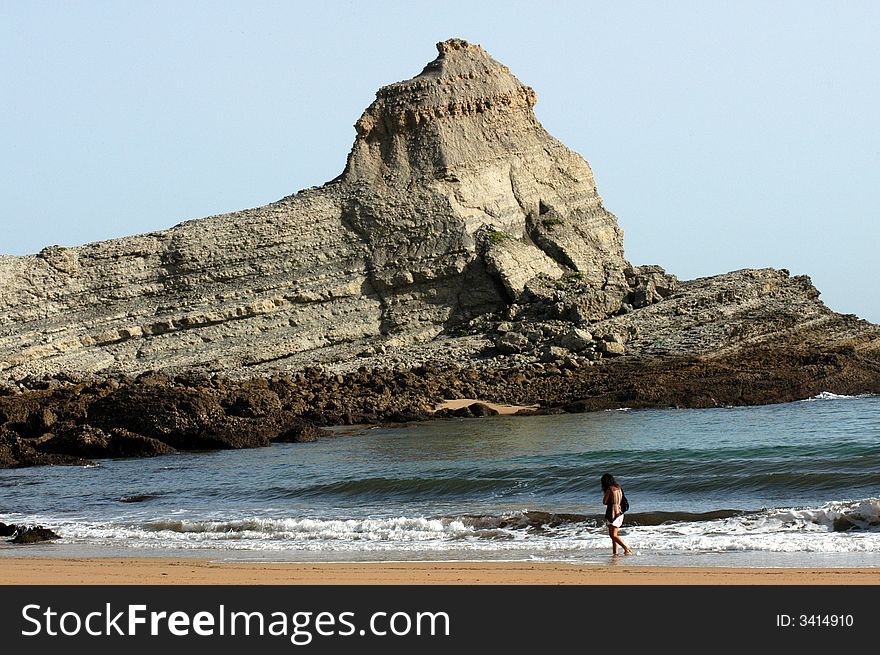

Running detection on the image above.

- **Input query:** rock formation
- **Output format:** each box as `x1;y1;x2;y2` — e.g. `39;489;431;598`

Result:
1;39;879;468
1;523;61;544
0;38;633;381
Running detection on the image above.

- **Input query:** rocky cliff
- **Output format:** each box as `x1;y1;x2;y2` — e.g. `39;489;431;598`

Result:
0;39;633;381
1;39;879;468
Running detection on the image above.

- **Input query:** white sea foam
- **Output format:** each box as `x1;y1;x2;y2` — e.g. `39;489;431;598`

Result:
45;515;531;552
17;499;880;555
800;392;873;402
629;498;880;554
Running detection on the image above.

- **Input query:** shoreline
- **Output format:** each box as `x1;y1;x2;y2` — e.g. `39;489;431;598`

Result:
1;558;879;585
3;352;879;468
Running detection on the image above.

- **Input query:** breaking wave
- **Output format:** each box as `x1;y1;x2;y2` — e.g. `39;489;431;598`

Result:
34;498;880;554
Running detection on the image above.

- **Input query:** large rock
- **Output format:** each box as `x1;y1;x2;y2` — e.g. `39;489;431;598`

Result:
0;521;61;543
625;265;678;309
0;430;92;468
496;331;531;354
556;327;594;352
482;228;563;299
273;420;330;443
85;384;297;450
10;526;60;544
0;38;630;382
35;424;175;459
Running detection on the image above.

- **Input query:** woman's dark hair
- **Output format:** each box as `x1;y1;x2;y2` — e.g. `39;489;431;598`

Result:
600;473;618;491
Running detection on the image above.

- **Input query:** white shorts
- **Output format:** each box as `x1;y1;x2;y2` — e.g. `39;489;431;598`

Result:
607;513;624;528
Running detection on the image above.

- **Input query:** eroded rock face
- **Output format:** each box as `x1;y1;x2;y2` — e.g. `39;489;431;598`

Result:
0;39;630;381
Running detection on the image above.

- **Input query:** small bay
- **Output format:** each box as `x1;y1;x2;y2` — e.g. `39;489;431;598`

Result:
2;394;878;567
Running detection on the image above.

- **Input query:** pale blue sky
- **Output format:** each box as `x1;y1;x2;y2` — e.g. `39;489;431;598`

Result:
2;1;878;322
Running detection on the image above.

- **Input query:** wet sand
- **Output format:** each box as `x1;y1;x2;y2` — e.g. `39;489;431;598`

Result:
1;558;878;585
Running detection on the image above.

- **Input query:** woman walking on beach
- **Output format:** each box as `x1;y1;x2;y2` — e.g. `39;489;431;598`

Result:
601;473;633;556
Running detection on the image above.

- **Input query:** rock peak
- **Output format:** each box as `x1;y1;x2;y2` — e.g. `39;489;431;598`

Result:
409;37;521;91
423;38;500;73
345;39;539;179
436;37;478;54
349;37;534;149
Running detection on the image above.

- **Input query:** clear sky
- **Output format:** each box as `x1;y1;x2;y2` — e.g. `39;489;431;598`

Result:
2;1;878;322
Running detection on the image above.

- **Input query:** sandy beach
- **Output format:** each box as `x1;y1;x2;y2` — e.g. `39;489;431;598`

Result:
1;558;878;585
432;399;539;415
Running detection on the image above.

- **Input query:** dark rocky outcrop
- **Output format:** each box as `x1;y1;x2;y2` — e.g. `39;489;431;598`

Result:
10;526;60;544
1;522;61;543
1;327;877;468
35;425;175;459
273;420;330;444
118;494;159;503
1;431;92;468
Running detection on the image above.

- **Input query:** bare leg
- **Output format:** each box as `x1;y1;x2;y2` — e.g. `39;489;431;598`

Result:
610;526;633;555
607;525;618;555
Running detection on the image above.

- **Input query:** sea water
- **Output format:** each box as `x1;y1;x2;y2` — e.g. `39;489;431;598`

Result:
1;393;878;567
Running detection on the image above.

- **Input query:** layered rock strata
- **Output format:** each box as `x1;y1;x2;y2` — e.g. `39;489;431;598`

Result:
1;39;879;468
0;38;629;381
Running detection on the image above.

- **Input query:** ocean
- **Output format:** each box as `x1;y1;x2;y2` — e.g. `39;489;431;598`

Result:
2;393;879;567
